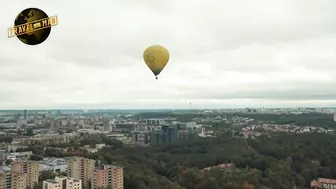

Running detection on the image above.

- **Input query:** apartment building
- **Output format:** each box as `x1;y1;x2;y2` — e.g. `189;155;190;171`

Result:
91;165;123;189
11;160;40;188
43;179;60;189
43;176;82;189
0;171;26;189
12;134;77;145
131;131;150;145
67;157;94;188
63;177;82;189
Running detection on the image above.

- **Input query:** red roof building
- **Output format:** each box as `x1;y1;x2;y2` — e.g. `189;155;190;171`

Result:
311;178;336;188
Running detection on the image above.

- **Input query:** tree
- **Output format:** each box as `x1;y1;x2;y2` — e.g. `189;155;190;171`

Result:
0;136;12;143
39;171;56;181
17;129;23;136
26;128;34;136
5;159;12;165
33;182;42;189
90;143;96;148
98;155;107;164
30;154;43;161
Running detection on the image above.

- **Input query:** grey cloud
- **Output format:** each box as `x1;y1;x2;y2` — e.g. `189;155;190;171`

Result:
0;0;336;108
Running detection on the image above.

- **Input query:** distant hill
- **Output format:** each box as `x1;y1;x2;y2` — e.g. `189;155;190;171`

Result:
0;109;201;115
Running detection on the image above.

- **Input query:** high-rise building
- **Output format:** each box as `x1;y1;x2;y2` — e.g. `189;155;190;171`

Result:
333;112;336;122
177;130;189;140
43;176;82;189
149;125;178;145
143;118;166;126
150;131;169;145
15;113;21;121
186;122;197;129
11;160;40;188
67;157;95;188
149;132;160;145
0;171;26;189
176;123;186;130
167;126;178;142
132;131;150;145
0;171;10;189
91;165;123;189
24;109;27;119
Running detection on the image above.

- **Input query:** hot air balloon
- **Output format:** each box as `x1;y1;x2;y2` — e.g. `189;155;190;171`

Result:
143;45;169;80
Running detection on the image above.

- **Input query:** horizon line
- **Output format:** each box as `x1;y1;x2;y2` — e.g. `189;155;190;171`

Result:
0;107;335;111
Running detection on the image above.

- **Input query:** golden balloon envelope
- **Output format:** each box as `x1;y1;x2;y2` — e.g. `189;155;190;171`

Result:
143;45;169;79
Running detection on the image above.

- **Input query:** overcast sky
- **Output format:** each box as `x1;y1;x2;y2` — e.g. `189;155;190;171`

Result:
0;0;336;109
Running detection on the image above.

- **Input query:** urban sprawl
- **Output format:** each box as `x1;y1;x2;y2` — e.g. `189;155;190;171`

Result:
0;107;336;189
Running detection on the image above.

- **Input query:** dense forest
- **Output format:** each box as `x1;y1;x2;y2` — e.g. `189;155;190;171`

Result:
135;112;336;128
235;112;336;128
102;133;336;189
27;132;336;189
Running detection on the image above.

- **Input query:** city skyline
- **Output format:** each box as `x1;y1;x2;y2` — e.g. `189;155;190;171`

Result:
0;0;336;109
1;106;336;114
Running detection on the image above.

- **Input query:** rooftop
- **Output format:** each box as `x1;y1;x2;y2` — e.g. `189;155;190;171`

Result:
39;157;67;166
95;165;105;170
95;164;123;170
0;166;10;172
45;179;58;184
